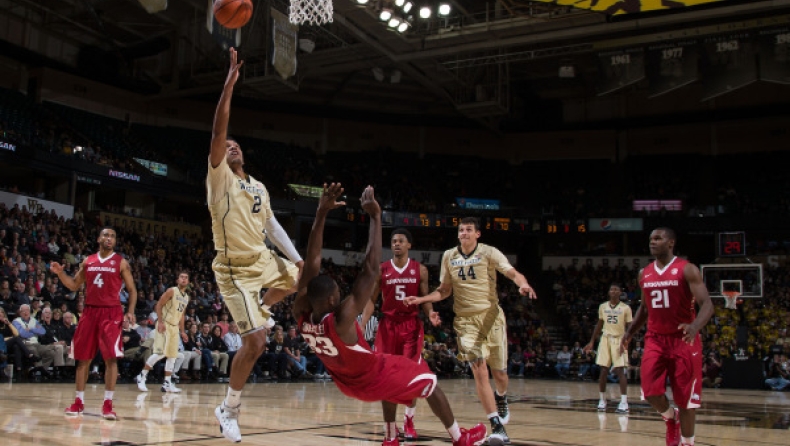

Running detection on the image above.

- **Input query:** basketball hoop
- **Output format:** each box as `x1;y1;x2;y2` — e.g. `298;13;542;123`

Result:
723;291;741;310
289;0;333;25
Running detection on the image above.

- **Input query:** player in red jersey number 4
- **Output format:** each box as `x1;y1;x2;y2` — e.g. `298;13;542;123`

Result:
51;226;138;420
293;183;485;446
621;228;713;446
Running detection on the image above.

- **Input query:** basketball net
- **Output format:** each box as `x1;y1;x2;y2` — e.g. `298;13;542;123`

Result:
289;0;333;25
723;291;740;310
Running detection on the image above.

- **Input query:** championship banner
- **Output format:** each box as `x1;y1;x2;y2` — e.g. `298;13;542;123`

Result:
206;0;241;50
758;28;790;85
529;0;728;15
597;48;645;95
701;33;757;101
647;41;699;98
271;8;297;80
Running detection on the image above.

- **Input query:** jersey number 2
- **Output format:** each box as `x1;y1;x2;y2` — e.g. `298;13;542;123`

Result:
302;333;339;357
650;289;670;308
93;273;104;288
252;196;261;213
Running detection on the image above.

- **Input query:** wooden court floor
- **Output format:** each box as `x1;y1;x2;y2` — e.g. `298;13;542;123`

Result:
1;377;788;445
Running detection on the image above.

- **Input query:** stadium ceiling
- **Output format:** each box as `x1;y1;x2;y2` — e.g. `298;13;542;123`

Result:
1;0;789;128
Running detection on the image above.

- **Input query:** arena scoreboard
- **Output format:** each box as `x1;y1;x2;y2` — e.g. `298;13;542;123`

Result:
718;231;746;257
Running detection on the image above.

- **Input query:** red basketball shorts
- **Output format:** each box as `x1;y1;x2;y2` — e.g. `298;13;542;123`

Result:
374;317;424;363
71;306;124;361
640;331;703;409
334;354;437;405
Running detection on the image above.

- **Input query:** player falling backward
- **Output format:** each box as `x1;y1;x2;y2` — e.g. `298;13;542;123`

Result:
293;183;486;446
584;283;633;413
136;271;191;393
359;228;441;440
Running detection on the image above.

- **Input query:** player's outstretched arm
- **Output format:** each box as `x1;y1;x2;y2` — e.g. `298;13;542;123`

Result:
621;270;647;353
358;279;379;331
417;264;441;326
504;267;537;299
50;260;86;291
120;259;138;324
292;183;345;320
585;318;605;353
679;263;714;345
210;47;243;168
336;186;381;334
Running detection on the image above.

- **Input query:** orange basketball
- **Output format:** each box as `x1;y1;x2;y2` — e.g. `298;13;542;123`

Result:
213;0;253;29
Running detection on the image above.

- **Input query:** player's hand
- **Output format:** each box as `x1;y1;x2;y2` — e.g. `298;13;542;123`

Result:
428;311;442;327
124;312;136;326
360;186;380;218
225;47;244;88
157;320;166;333
519;284;537;299
49;261;64;274
583;342;593;354
318;183;346;213
619;335;630;355
404;296;422;306
678;323;699;346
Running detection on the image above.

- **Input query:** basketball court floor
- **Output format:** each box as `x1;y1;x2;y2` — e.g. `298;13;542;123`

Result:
1;377;787;445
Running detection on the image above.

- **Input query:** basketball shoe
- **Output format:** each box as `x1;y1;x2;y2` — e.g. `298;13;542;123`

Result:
453;423;487;446
64;398;84;416
495;392;510;425
403;415;418;440
616;401;629;414
382;437;399;446
136;373;149;392
664;408;680;446
215;403;242;442
161;380;182;393
597;400;607;411
488;421;510;446
102;400;117;420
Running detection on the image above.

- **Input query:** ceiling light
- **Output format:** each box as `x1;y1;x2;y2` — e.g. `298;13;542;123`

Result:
438;3;451;15
394;0;405;6
403;1;413;13
379;9;392;21
356;0;368;3
397;22;409;33
388;17;401;28
419;6;431;18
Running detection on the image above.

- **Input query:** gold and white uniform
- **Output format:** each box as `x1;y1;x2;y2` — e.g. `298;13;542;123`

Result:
207;156;298;335
595;301;633;368
152;286;190;358
440;243;514;370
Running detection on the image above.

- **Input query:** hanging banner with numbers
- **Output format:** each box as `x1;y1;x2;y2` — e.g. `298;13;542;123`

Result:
647;41;699;98
701;33;757;101
597;48;645;96
758;28;790;85
206;0;242;49
529;0;728;15
271;8;298;80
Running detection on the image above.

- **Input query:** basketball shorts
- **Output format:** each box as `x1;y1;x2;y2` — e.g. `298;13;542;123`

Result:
213;250;298;336
71;306;124;361
454;305;507;370
596;335;627;368
640;331;703;409
334;353;437;405
152;324;180;358
374;317;424;363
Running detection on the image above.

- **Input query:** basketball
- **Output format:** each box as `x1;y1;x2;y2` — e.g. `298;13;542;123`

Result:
213;0;253;29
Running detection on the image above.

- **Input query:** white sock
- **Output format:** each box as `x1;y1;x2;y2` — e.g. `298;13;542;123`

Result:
104;390;114;401
599;392;606;402
385;422;397;439
681;436;694;445
447;421;461;441
140;369;149;378
661;407;676;420
165;375;172;383
404;406;416;418
621;395;628;404
225;388;242;408
76;391;84;402
495;390;506;398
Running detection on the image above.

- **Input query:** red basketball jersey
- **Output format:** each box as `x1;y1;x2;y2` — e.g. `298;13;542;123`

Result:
84;252;124;307
299;312;381;397
640;257;696;335
380;259;421;320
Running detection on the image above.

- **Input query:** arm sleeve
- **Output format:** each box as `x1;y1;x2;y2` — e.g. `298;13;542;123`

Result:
264;215;302;264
